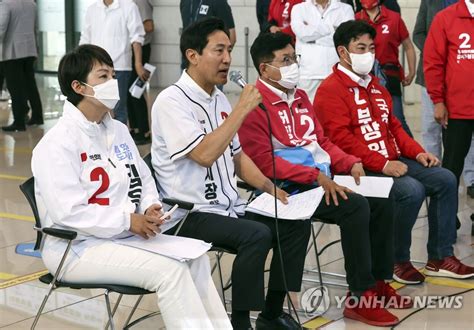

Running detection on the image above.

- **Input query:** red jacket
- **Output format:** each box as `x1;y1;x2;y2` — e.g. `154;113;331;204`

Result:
268;0;303;40
356;6;409;78
314;65;425;172
239;79;360;185
423;1;474;120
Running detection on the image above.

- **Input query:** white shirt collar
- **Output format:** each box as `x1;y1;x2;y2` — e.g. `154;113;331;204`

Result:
259;78;297;105
180;70;219;102
97;0;119;9
337;63;372;89
313;0;331;14
466;0;474;17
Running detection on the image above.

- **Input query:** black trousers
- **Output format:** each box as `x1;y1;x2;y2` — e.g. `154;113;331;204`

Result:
164;211;311;311
24;57;43;122
310;191;395;292
442;118;474;188
1;57;42;125
127;43;151;134
1;58;28;126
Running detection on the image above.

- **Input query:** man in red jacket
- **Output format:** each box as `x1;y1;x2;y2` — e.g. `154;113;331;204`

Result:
240;31;413;327
265;0;303;41
315;20;474;285
424;0;474;205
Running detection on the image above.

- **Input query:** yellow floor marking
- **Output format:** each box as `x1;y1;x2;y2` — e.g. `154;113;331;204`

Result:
0;212;34;222
0;174;28;181
424;277;474;290
0;146;32;154
303;316;333;329
390;281;406;290
0;272;17;280
0;270;48;289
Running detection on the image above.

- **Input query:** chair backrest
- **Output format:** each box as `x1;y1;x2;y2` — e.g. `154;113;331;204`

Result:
143;153;158;185
19;177;43;250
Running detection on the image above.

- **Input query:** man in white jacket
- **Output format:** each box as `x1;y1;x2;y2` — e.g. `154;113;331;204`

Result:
291;0;354;102
32;44;231;329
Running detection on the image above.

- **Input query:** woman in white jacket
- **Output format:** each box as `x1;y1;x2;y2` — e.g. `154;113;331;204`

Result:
31;44;231;329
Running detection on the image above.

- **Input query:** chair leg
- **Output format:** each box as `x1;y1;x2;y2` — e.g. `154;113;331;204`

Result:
311;224;324;288
105;293;123;330
124;295;143;328
31;283;56;330
104;290;115;330
216;251;227;312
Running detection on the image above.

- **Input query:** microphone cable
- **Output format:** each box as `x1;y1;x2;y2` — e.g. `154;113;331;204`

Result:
262;104;303;327
229;70;302;327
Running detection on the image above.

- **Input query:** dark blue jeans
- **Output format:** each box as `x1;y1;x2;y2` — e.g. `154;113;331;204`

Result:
369;158;457;262
114;70;131;124
392;95;413;138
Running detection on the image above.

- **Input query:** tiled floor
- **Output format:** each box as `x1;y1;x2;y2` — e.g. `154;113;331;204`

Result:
0;76;472;329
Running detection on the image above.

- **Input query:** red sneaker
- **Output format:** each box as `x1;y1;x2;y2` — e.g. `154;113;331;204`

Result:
393;262;425;284
425;256;474;279
376;281;413;309
343;290;399;327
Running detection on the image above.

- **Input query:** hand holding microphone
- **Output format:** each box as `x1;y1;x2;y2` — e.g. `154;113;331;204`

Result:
229;71;266;114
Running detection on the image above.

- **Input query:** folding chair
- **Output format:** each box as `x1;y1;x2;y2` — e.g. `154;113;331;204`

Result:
20;177;182;330
237;181;346;288
143;153;237;312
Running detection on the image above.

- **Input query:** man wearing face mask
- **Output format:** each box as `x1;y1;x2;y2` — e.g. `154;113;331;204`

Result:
31;44;232;329
316;20;474;285
240;32;411;327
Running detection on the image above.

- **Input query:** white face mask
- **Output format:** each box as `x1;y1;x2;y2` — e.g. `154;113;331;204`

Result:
81;79;120;109
267;63;300;89
344;48;375;76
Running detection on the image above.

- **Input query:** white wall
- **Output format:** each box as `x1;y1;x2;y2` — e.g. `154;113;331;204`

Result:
149;0;423;101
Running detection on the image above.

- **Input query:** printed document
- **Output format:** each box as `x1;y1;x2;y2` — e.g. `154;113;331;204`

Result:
333;175;393;198
114;234;212;262
245;187;324;220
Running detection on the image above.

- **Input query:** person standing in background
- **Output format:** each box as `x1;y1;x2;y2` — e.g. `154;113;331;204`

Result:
291;0;354;103
354;0;400;12
0;0;43;131
128;0;154;145
257;0;271;31
264;0;303;42
414;0;474;205
80;0;149;125
424;0;474;229
180;0;236;71
356;0;416;137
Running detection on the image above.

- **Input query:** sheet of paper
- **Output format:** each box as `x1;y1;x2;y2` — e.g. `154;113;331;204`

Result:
245;187;324;220
114;234;212;262
333;175;394;198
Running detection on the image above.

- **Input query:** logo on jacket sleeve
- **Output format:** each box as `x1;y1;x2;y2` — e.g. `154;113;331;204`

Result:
114;143;133;161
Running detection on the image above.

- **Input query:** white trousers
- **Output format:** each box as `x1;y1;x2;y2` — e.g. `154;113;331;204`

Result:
42;242;232;329
298;78;323;105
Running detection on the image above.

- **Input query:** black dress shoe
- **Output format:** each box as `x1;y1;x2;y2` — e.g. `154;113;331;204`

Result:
26;118;44;126
255;312;302;330
2;124;26;132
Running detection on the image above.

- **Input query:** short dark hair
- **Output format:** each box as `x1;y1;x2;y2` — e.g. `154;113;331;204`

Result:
180;17;230;69
250;32;293;75
57;44;114;106
333;20;376;55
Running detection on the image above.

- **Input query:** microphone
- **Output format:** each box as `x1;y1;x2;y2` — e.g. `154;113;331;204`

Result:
229;70;247;89
229;70;267;112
